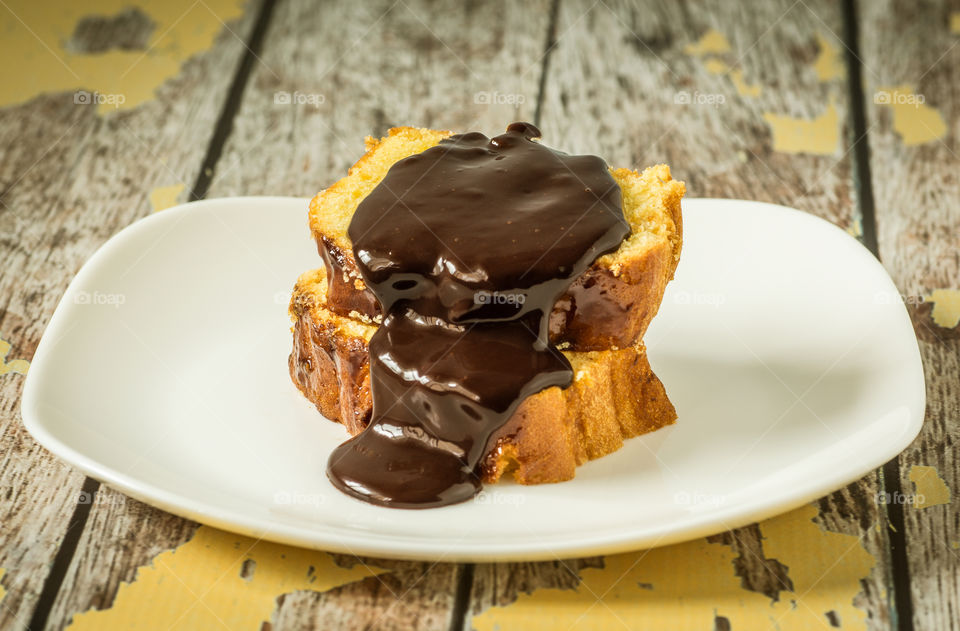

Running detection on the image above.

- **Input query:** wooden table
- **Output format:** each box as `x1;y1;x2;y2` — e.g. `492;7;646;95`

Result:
1;0;957;629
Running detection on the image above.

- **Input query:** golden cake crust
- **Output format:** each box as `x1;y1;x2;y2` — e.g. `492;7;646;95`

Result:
289;268;677;485
308;126;684;351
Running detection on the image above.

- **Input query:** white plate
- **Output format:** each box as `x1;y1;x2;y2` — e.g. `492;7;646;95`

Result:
22;197;925;561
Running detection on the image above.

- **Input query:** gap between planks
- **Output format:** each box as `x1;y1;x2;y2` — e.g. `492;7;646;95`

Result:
841;1;914;630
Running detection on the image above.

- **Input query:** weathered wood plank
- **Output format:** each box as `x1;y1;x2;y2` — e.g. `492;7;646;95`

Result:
467;0;894;628
0;1;257;629
206;0;549;198
859;1;960;629
49;0;552;629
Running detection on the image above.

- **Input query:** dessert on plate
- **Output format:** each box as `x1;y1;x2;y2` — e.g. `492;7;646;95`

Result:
289;122;684;508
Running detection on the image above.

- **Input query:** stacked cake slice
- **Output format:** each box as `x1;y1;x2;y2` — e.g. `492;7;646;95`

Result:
289;126;685;485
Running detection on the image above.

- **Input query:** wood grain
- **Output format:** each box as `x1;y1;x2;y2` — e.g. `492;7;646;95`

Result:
0;3;260;629
859;1;960;629
4;0;955;628
467;1;893;628
205;0;550;199
48;0;552;629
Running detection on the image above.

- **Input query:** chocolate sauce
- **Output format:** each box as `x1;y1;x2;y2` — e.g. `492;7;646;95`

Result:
326;122;629;508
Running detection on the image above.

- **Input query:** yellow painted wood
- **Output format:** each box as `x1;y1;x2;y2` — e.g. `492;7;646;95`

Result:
925;290;960;329
909;466;952;509
0;0;245;112
875;85;948;146
65;526;383;630
682;26;845;156
472;504;877;630
729;69;762;98
683;29;731;56
0;337;29;376
763;101;841;155
682;30;762;98
703;58;729;75
149;184;186;212
813;34;844;82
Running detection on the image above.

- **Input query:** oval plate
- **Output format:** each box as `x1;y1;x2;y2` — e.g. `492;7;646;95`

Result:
21;197;925;561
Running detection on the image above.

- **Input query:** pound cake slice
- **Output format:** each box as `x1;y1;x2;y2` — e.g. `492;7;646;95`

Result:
308;126;684;352
289;267;677;485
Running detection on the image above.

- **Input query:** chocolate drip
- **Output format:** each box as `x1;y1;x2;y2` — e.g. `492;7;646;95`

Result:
327;122;629;508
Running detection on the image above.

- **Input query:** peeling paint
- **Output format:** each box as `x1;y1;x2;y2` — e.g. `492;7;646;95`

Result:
0;0;245;113
0;568;6;605
925;289;960;329
909;465;951;509
684;29;731;56
813;34;844;82
687;40;760;98
66;526;382;630
703;58;729;75
763;101;840;155
0;336;30;376
951;12;960;35
876;85;947;146
847;215;862;238
730;69;762;98
150;183;186;212
472;504;876;630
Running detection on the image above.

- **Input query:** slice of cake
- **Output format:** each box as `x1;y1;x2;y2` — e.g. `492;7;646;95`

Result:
291;123;684;507
289;267;677;485
308;127;684;351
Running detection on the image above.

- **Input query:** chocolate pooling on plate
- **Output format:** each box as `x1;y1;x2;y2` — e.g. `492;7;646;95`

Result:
326;122;629;508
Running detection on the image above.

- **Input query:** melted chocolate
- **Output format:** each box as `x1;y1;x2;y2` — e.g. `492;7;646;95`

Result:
327;122;629;508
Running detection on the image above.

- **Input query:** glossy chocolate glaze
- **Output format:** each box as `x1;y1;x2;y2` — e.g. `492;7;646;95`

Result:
326;122;629;508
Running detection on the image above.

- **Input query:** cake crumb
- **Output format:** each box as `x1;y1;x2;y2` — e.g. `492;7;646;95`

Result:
349;310;374;324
